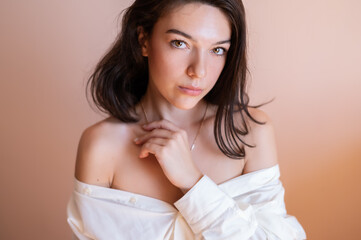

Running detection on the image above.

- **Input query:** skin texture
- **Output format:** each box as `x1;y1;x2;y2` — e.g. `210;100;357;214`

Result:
139;3;231;111
135;3;232;191
75;3;278;204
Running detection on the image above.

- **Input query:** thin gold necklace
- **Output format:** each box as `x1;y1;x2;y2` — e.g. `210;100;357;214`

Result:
140;101;208;151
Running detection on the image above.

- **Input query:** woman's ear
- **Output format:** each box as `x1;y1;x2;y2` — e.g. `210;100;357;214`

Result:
137;26;149;57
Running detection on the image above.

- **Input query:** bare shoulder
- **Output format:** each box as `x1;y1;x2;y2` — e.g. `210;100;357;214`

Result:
74;117;131;187
242;107;278;174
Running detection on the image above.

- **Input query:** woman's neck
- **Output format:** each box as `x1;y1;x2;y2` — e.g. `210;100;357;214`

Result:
140;88;208;128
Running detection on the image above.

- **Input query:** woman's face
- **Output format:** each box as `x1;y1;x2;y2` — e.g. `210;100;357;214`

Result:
140;3;231;110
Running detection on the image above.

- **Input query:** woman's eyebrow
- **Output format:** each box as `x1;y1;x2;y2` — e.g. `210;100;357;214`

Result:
166;29;231;45
166;29;193;40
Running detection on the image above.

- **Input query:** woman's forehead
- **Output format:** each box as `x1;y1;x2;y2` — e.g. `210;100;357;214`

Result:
153;3;231;43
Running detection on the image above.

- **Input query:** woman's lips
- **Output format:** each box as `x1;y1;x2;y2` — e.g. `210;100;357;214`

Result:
178;86;203;96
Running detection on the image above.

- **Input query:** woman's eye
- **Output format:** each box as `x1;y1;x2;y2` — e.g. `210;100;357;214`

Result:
171;40;187;49
212;47;226;56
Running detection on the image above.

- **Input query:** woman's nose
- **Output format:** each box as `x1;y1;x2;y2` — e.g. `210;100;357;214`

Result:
187;50;207;80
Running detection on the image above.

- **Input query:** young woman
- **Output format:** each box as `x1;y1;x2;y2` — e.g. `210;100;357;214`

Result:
67;0;306;239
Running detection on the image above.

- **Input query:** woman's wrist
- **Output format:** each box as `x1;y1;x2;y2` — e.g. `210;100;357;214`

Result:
180;171;204;194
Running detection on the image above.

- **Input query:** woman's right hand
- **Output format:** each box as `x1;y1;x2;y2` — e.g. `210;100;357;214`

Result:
134;119;203;192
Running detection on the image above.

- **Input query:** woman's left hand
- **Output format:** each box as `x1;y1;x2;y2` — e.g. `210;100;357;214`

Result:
134;119;203;192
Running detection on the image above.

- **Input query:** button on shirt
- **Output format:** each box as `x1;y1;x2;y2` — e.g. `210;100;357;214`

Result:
67;164;306;240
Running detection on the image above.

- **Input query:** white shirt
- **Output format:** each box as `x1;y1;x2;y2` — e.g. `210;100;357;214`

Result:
67;164;306;239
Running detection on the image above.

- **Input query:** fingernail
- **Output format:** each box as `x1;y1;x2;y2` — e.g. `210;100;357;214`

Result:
134;137;139;142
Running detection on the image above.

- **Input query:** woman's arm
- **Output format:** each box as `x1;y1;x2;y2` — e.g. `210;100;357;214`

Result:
243;107;279;174
74;122;119;187
174;166;306;240
173;109;306;239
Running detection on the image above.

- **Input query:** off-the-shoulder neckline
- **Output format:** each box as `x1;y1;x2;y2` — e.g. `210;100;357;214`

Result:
73;164;280;210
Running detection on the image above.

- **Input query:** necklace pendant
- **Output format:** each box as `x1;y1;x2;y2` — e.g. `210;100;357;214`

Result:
190;144;195;151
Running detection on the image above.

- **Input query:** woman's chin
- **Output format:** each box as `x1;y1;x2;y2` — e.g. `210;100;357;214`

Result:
172;99;203;110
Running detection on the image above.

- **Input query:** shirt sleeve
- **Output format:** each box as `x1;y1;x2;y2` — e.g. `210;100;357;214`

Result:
67;194;96;240
174;175;306;240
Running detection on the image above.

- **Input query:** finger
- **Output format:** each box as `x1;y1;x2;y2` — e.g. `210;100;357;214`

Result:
139;142;163;159
143;119;181;132
143;120;188;142
134;128;173;144
141;137;168;146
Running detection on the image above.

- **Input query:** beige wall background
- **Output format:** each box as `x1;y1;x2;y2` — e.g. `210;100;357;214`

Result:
1;0;360;239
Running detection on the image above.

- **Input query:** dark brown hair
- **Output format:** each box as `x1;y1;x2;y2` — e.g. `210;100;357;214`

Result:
87;0;268;159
